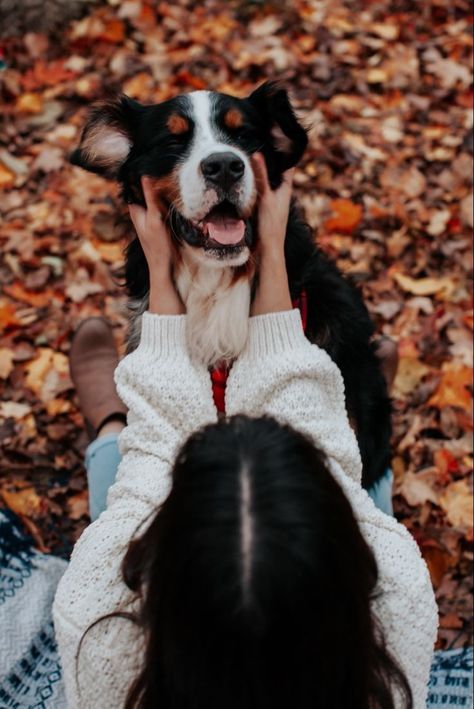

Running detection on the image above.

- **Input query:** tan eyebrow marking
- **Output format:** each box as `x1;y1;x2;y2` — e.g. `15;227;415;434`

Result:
167;113;189;135
224;108;244;129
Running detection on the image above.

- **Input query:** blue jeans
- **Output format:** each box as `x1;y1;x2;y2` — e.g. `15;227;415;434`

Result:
85;433;394;521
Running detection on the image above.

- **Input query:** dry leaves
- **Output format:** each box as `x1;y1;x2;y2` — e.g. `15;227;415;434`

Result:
0;0;472;648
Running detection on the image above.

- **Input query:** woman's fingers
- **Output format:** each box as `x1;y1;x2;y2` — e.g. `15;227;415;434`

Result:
251;152;270;196
141;176;158;212
128;202;146;233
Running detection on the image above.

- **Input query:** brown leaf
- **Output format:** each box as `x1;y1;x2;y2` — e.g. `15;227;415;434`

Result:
67;490;90;520
398;469;439;507
439;479;473;530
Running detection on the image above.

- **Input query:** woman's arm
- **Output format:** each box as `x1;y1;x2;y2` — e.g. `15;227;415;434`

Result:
228;159;437;706
53;182;216;708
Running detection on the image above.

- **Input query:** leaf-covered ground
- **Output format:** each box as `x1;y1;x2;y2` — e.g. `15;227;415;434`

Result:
0;0;472;649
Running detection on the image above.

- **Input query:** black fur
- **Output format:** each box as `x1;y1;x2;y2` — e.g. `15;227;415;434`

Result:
71;82;391;489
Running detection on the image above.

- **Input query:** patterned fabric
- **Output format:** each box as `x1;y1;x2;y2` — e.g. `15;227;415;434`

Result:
0;510;67;708
427;647;473;708
0;491;472;708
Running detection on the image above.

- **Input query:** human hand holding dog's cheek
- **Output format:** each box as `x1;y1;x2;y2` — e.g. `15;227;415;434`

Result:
252;153;295;260
129;176;184;315
251;154;294;316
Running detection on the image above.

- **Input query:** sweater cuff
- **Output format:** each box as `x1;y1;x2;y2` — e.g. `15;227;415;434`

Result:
246;309;308;357
139;312;187;356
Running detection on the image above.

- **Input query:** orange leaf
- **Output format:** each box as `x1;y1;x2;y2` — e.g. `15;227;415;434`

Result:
98;19;125;43
324;199;363;234
16;92;43;114
0;300;20;328
1;486;45;518
3;282;54;308
428;365;473;409
176;70;207;90
434;449;459;481
0;162;15;189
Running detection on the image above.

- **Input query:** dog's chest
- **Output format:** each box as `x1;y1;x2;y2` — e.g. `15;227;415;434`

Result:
175;257;252;368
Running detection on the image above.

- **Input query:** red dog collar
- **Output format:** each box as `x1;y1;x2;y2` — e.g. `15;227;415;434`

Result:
210;291;308;413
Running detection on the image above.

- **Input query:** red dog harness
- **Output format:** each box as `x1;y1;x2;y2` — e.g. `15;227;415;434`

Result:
210;290;308;413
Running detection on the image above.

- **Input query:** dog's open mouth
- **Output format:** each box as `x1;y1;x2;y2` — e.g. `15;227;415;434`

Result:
196;201;246;250
199;201;246;248
169;199;253;258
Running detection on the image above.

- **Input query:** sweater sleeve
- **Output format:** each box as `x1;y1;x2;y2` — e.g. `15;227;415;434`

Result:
226;309;363;484
53;313;217;709
226;310;437;707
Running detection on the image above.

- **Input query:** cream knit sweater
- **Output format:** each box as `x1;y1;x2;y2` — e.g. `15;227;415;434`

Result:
53;310;437;708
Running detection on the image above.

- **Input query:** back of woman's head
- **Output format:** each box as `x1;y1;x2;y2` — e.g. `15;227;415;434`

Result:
123;415;412;709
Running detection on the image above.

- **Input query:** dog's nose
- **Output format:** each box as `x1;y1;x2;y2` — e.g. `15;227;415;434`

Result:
200;152;245;189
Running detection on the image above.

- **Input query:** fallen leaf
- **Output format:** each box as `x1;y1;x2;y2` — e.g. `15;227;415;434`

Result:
16;92;43;114
1;486;44;518
0;162;15;188
0;348;14;379
3;282;55;308
392;357;431;398
439;479;473;530
0;401;32;419
399;469;439;506
393;273;456;299
428;365;472;410
68;490;90;520
380;165;426;198
25;348;71;402
324;199;363;233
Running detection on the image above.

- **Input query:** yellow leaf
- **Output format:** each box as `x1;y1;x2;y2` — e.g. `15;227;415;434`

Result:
439;479;473;530
46;398;72;416
93;240;124;264
393;272;455;299
392;357;431;398
428;365;472;409
0;348;14;379
16;92;44;114
1;486;44;518
25;348;71;402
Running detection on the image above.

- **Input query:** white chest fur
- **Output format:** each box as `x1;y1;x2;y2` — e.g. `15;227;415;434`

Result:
175;255;252;367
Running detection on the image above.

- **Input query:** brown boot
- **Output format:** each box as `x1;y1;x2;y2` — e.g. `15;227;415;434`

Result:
69;317;128;438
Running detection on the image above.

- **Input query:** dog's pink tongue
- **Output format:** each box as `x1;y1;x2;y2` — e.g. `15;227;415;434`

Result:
205;216;245;245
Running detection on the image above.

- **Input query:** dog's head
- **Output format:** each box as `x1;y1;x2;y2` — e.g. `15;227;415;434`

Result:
71;82;307;266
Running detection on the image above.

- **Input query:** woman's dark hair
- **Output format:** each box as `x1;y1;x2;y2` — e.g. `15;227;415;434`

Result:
122;415;412;709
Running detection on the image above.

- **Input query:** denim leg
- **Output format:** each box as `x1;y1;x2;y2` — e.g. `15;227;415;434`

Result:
84;433;122;522
367;469;394;517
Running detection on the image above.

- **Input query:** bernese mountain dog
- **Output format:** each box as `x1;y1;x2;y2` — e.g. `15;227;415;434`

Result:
70;81;391;491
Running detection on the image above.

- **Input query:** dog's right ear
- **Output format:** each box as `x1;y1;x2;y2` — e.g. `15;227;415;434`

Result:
70;95;141;178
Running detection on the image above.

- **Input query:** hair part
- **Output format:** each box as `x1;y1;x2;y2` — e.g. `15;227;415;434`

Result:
117;415;413;709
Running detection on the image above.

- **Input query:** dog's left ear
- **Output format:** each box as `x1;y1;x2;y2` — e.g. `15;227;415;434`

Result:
70;95;142;178
248;81;308;182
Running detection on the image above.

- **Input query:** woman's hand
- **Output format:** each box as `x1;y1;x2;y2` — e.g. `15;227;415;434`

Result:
129;176;184;315
251;154;295;316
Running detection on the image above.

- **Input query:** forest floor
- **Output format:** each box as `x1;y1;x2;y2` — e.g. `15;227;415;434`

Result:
0;0;472;649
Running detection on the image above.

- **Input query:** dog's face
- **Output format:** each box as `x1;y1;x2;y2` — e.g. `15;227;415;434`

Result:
71;82;307;266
